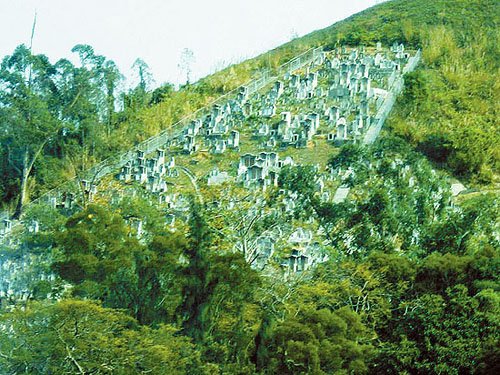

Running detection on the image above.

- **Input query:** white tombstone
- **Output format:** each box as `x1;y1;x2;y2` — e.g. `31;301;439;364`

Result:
228;130;240;148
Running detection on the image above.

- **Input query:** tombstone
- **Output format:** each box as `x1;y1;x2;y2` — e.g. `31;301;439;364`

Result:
29;220;39;233
266;137;277;148
262;103;276;118
228;130;240;149
290;74;300;88
136;166;148;183
89;184;98;197
48;196;57;209
213;119;229;135
273;80;284;98
376;41;382;51
168;168;180;178
131;219;143;238
336;117;348;141
239;153;257;169
159;180;168;193
350;49;359;61
64;192;75;209
308;72;318;89
207;169;230;186
156;149;166;165
147;158;158;174
308;113;320;132
359;100;369;118
360;77;371;95
281;111;292;127
328;106;340;123
257;123;269;136
258;152;278;167
246;165;264;182
212;139;227;154
333;185;350;203
146;175;157;192
451;181;467;196
186;120;201;136
119;163;133;182
243;102;253;117
350;76;360;95
287;249;309;273
0;219;12;235
137;156;146;167
167;157;175;169
183;135;197;154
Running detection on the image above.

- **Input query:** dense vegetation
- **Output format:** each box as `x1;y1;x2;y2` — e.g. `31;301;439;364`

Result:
2;138;498;374
0;0;498;374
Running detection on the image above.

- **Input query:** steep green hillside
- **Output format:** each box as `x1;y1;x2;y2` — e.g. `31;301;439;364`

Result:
1;0;498;211
203;0;500;183
0;1;499;374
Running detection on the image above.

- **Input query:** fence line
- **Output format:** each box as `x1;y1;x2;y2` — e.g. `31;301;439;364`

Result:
363;49;421;145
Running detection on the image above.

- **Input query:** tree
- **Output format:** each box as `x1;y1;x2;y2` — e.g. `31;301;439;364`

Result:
150;82;174;105
178;48;195;85
102;60;122;135
69;44;119;157
52;204;186;324
0;45;63;218
376;285;500;374
0;299;202;374
122;58;153;112
178;201;261;369
256;306;373;374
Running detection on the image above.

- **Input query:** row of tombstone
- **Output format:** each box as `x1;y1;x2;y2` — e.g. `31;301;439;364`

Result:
118;149;177;201
237;152;295;189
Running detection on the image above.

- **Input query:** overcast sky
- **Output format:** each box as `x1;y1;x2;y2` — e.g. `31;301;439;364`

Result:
0;0;378;88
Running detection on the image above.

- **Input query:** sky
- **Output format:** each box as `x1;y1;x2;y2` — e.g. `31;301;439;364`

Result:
0;0;379;89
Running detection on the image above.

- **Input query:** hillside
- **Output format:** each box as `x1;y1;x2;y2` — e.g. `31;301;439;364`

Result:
0;0;499;374
1;0;498;212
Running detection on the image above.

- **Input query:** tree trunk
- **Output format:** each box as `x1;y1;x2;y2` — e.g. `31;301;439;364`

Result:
13;150;29;219
12;142;47;219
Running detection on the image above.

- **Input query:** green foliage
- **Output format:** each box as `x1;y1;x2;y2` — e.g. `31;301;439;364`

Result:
0;299;202;374
52;204;186;324
256;305;373;374
178;201;262;369
328;143;366;171
376;285;499;374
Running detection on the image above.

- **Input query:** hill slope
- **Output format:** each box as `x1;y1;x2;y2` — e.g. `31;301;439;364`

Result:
0;0;498;211
0;1;498;374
